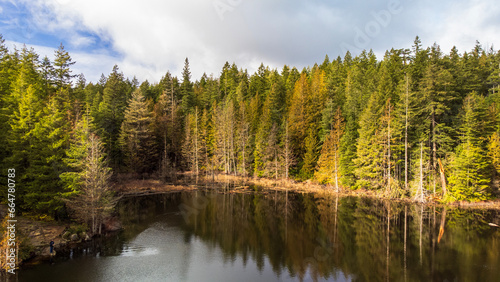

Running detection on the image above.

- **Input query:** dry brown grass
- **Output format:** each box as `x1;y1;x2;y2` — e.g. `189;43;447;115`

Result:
114;174;198;197
113;172;500;209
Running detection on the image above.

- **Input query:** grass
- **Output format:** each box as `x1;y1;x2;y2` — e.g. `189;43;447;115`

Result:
113;171;500;210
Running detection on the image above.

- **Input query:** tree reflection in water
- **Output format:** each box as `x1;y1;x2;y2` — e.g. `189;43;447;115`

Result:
17;191;500;282
176;191;500;281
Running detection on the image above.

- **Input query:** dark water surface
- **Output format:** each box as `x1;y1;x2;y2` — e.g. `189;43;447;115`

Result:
16;190;500;281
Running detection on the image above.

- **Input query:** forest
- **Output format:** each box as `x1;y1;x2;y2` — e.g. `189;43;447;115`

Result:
1;35;500;220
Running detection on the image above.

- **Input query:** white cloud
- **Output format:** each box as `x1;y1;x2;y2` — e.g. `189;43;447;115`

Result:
437;0;500;52
5;39;119;83
7;0;500;84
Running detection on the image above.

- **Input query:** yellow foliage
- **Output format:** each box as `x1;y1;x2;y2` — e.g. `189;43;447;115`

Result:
489;132;500;173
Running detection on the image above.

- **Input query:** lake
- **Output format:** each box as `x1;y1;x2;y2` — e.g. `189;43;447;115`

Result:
16;189;500;281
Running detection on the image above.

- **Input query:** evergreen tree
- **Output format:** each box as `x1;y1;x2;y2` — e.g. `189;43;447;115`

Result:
181;58;195;113
53;43;75;89
488;132;500;178
236;101;250;176
6;48;68;216
0;37;18;190
60;113;93;197
354;91;385;189
182;111;201;176
300;128;319;179
40;56;55;96
288;72;309;163
254;95;273;177
119;89;157;174
62;127;115;235
448;93;491;201
315;107;344;191
94;65;131;169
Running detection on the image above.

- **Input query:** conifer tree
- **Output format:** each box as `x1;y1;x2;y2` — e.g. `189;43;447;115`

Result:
316;107;344;191
448;93;491;201
236;101;250;176
95;65;130;169
119;89;157;174
40;56;55;96
488;132;500;178
181;58;195;113
354;91;385;189
281;119;294;179
61;119;115;234
154;74;182;181
6;48;68;216
53;43;75;89
288;73;309;159
300;128;319;179
182;109;203;176
0;38;18;187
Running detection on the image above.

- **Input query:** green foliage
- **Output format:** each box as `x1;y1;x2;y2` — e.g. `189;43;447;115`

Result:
60;114;93;197
354;91;385;189
448;94;492;201
119;89;157;174
316;107;344;187
93;65;132;169
300;129;319;179
1;33;500;212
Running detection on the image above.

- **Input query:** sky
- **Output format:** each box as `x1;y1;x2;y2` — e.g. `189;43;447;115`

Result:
1;0;499;84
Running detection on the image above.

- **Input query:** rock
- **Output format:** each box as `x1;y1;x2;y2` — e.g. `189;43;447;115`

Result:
70;233;79;241
103;217;122;232
80;232;91;241
62;231;71;240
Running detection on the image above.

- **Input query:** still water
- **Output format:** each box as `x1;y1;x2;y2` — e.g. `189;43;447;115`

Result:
18;190;500;281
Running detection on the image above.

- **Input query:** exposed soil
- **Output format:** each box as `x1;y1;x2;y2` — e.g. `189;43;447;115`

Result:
17;217;67;256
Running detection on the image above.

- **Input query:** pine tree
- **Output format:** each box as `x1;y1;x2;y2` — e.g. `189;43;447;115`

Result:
182;109;201;176
354;91;385;189
281;119;294;179
62;129;115;235
300;128;319;179
60;113;93;197
119;89;157;174
181;58;195;113
153;74;182;181
53;43;75;89
288;72;309;161
0;38;19;190
315;107;344;191
448;93;491;201
40;56;55;96
488;132;500;178
236;101;250;176
6;48;69;216
254;93;275;177
380;98;395;194
94;65;131;169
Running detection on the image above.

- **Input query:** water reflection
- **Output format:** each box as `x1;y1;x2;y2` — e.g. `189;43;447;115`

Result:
178;192;500;281
16;191;500;282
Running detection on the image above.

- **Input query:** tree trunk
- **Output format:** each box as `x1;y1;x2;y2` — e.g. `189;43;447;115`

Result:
405;74;409;192
387;99;391;195
419;142;424;203
438;158;447;197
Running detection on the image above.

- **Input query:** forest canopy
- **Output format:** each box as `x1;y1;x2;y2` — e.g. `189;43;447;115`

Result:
1;35;500;219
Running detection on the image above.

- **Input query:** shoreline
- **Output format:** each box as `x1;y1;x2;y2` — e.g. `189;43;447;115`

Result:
4;172;499;271
115;172;500;211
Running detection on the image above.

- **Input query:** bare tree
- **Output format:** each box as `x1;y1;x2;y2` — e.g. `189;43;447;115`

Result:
65;133;117;235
